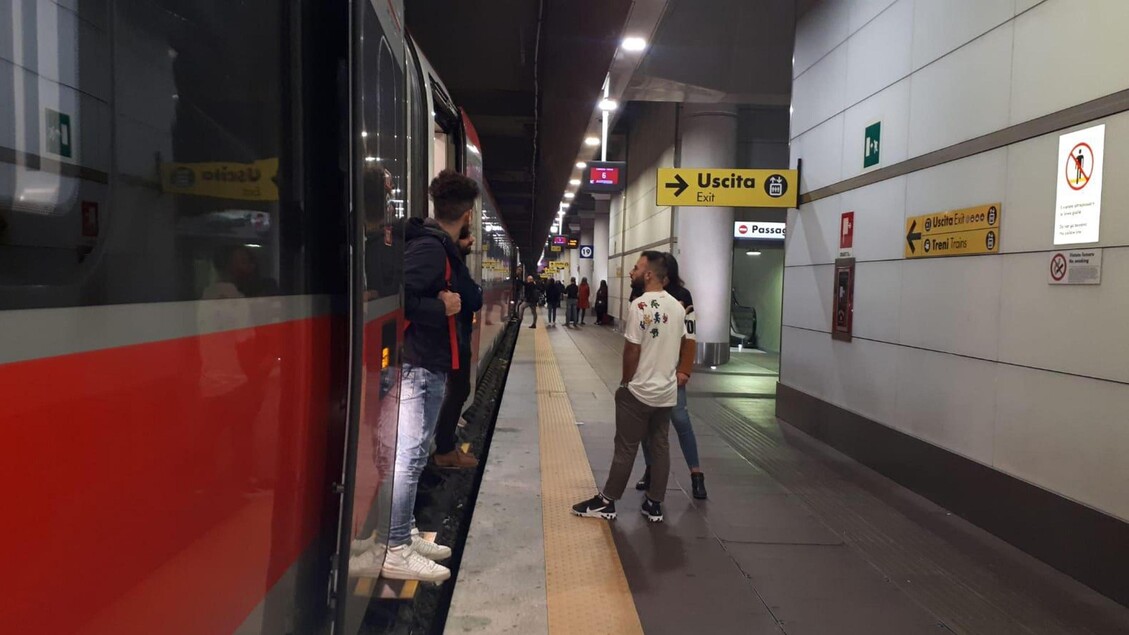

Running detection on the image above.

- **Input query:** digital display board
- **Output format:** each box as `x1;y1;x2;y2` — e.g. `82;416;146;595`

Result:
552;235;568;246
581;161;627;193
567;238;579;248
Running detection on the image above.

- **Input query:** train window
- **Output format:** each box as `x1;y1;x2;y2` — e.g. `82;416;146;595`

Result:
0;1;326;309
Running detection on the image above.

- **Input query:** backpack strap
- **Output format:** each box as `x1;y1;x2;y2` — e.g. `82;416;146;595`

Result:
400;239;460;372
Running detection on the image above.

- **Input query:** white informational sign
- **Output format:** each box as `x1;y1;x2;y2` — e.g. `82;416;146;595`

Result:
733;221;786;240
1048;249;1103;285
1054;124;1105;245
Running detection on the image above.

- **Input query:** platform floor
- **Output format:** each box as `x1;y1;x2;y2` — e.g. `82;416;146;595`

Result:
447;324;1129;634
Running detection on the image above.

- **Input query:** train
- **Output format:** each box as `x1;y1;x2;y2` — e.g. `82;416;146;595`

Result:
0;1;517;633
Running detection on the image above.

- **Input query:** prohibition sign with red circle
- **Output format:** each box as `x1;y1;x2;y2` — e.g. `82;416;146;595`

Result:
1050;253;1068;281
1065;142;1095;191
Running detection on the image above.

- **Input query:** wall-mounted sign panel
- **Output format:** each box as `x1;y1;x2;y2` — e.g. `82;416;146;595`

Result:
1054;124;1104;245
161;158;280;201
552;235;568;246
581;161;626;193
863;121;881;169
567;238;579;249
656;168;798;208
905;203;1001;259
832;258;855;342
579;245;594;258
1049;249;1102;285
839;211;854;258
550;245;562;253
733;221;786;240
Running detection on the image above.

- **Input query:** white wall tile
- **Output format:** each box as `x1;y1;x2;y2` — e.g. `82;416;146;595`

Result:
995;364;1129;522
841;79;911;180
786;192;843;267
794;0;851;78
845;0;914;107
893;346;998;464
907;22;1013;156
905;148;1008;218
852;260;903;342
849;0;899;34
791;44;849;137
898;255;1002;359
998;250;1129;384
782;264;833;332
1011;0;1129;125
912;0;1014;70
840;175;908;261
791;114;845;191
781;327;903;426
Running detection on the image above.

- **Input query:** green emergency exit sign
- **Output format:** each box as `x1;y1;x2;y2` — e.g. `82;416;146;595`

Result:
46;108;72;158
863;121;881;169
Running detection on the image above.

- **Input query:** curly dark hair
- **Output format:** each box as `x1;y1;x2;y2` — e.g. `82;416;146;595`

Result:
429;169;479;222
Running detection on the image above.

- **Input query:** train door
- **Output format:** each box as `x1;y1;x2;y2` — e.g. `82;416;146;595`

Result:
333;0;406;632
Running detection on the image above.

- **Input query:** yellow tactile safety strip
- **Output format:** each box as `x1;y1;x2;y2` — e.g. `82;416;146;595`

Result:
535;327;645;635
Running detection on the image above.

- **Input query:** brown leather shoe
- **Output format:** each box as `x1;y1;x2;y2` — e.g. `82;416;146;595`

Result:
433;449;479;469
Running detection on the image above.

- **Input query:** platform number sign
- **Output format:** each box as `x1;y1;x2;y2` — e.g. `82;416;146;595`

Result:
863;121;881;169
579;245;593;259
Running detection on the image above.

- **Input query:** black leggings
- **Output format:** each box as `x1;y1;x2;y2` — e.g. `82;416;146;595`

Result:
434;360;472;454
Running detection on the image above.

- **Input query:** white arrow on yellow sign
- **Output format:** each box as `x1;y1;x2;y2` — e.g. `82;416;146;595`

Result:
656;168;798;208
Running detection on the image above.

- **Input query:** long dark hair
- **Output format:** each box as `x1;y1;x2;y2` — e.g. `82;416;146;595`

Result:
662;252;684;289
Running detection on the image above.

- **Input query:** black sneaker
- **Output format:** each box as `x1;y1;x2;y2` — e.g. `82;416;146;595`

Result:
641;497;664;523
634;467;651;491
528;324;536;329
572;493;616;520
691;472;708;500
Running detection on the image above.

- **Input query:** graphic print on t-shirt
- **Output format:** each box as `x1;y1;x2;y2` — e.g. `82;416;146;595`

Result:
638;298;671;339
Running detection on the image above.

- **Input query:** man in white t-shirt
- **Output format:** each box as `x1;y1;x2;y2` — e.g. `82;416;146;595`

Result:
572;251;688;523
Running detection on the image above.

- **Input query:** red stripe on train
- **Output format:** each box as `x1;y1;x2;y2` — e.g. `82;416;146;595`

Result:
0;316;338;634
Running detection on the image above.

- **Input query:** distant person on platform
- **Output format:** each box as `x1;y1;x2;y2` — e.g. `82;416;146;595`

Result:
572;251;689;523
578;277;591;325
545;275;562;326
635;253;707;499
379;169;478;583
432;223;483;470
519;274;539;328
595;280;609;325
565;277;579;327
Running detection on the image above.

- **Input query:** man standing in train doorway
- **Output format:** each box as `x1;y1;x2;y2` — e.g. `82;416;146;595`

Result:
382;170;479;583
572;251;688;523
432;224;483;469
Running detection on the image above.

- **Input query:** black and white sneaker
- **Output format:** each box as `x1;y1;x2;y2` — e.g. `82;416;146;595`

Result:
641;497;664;523
572;493;616;520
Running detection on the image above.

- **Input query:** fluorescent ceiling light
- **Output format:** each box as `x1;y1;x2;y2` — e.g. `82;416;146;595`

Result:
746;251;762;256
584;136;600;147
569;179;581;186
564;192;575;199
622;37;647;52
576;161;587;169
599;99;618;111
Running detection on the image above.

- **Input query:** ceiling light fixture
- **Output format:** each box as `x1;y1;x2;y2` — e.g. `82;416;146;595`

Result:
746;251;762;256
584;136;600;147
599;99;618;111
564;192;575;199
576;161;587;169
569;179;581;186
622;36;647;52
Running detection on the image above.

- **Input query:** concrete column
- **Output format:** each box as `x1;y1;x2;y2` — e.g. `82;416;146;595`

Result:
579;226;594;284
675;103;738;366
593;199;610;288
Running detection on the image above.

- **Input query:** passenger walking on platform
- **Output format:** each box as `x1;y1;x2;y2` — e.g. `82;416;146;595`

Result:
635;254;707;499
572;252;689;523
578;277;591;325
545;276;562;325
519;275;539;328
381;170;477;583
565;277;579;326
432;225;483;470
595;280;609;325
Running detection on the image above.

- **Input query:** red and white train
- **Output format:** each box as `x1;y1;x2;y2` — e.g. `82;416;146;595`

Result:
0;1;516;633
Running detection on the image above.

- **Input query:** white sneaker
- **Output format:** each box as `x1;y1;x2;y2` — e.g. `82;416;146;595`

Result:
411;533;452;561
381;544;451;582
349;548;384;577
